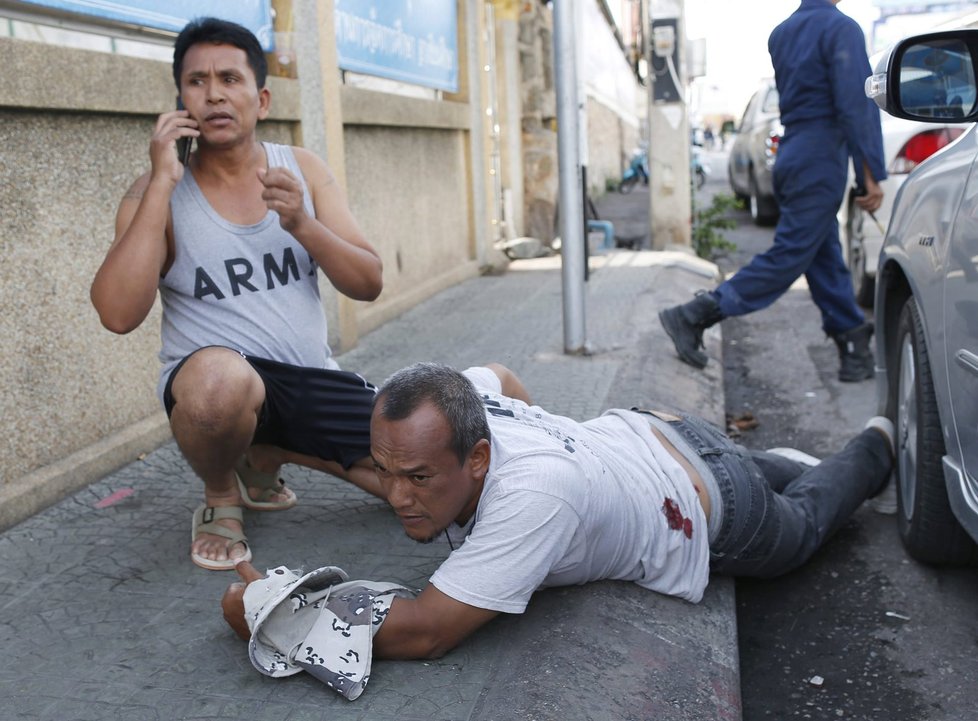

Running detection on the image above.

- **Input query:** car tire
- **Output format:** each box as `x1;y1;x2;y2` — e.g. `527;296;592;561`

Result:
727;167;749;204
749;170;778;226
845;203;875;308
893;297;978;565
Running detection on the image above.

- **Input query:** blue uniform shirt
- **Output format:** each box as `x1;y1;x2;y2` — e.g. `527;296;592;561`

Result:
768;0;887;186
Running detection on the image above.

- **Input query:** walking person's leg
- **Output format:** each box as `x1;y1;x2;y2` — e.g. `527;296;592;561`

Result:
805;228;874;381
804;224;866;336
657;196;822;369
659;136;826;368
714;138;847;321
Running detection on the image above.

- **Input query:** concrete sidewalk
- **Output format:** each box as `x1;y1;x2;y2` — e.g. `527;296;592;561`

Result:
0;217;736;720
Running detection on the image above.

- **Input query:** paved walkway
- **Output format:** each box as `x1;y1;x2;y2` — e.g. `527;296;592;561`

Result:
0;192;738;720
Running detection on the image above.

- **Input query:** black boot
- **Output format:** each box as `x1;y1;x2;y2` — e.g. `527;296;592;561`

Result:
833;322;875;382
658;291;724;369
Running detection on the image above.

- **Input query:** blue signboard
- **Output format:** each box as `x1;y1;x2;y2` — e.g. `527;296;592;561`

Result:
334;0;458;92
13;0;275;49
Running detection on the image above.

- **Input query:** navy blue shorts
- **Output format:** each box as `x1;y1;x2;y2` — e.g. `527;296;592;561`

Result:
163;349;376;469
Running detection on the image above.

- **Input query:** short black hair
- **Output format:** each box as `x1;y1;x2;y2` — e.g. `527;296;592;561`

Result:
375;363;491;465
172;17;268;90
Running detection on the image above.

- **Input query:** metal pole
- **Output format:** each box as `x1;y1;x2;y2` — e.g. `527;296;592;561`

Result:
553;0;587;354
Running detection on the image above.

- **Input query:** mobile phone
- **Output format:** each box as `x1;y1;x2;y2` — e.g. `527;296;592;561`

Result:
175;96;192;165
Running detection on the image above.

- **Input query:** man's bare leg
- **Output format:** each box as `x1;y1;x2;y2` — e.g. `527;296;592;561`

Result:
170;347;268;566
247;444;384;500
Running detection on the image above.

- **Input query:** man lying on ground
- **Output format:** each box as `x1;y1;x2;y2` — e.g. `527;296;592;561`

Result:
223;362;893;659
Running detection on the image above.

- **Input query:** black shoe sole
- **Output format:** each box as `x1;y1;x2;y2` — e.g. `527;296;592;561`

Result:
838;364;874;382
838;371;874;382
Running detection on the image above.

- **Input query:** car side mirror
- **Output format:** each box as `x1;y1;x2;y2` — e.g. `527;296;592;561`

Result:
866;29;978;123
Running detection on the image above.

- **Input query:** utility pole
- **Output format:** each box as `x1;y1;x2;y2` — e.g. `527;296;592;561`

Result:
553;0;587;354
648;0;691;249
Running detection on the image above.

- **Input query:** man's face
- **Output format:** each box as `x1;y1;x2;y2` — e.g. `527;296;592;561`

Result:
371;402;487;543
179;42;269;149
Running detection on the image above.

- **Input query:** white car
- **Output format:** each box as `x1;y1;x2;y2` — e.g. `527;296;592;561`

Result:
838;113;965;307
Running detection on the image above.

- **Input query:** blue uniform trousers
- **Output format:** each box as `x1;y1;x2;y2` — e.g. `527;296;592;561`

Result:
714;124;866;336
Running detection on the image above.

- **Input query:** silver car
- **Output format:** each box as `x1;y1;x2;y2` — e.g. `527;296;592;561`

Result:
869;29;978;564
727;78;782;226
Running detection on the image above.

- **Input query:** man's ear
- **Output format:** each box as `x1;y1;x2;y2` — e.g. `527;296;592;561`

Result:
468;438;491;478
257;87;271;120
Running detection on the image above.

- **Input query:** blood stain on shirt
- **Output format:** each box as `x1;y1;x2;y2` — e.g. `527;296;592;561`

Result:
662;497;694;539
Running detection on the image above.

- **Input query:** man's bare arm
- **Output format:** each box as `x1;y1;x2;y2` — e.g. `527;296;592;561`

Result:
273;147;382;301
373;584;499;660
222;563;498;660
90;109;196;333
90;175;172;333
485;363;532;403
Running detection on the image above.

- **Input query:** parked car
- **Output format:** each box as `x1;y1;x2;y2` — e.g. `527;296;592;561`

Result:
837;114;965;307
727;79;782;226
867;28;978;564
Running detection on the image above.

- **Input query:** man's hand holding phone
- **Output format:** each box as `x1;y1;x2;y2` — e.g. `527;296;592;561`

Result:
174;97;194;166
147;98;199;187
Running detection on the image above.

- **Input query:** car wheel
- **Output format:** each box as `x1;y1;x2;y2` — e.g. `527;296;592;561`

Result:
845;204;875;308
727;167;749;204
749;170;777;226
893;297;978;565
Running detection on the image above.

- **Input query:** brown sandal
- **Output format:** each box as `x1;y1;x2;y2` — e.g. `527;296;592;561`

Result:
191;504;251;571
235;457;297;511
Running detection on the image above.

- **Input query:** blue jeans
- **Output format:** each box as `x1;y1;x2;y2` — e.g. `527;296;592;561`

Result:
663;413;891;579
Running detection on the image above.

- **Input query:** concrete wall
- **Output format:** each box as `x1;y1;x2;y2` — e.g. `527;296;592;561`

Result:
517;1;643;243
339;87;481;332
492;1;526;240
519;2;559;244
581;0;643;198
586;96;640;195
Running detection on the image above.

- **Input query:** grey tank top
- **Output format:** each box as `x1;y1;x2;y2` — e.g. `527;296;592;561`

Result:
157;142;337;404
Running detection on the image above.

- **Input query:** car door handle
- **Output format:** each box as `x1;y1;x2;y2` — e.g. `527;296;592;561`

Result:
954;349;978;376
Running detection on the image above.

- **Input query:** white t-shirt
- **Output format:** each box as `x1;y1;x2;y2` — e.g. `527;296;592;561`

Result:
428;368;711;614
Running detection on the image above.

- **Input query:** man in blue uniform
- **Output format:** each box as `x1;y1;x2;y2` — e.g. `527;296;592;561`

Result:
659;0;885;382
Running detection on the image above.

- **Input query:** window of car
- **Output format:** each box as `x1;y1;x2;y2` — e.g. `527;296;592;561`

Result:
761;86;780;114
739;91;760;130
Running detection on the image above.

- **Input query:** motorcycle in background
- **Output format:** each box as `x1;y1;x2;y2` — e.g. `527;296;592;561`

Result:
619;146;649;194
691;145;709;189
619;143;708;193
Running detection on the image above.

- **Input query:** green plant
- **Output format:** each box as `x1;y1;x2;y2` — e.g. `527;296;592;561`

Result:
692;193;741;260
